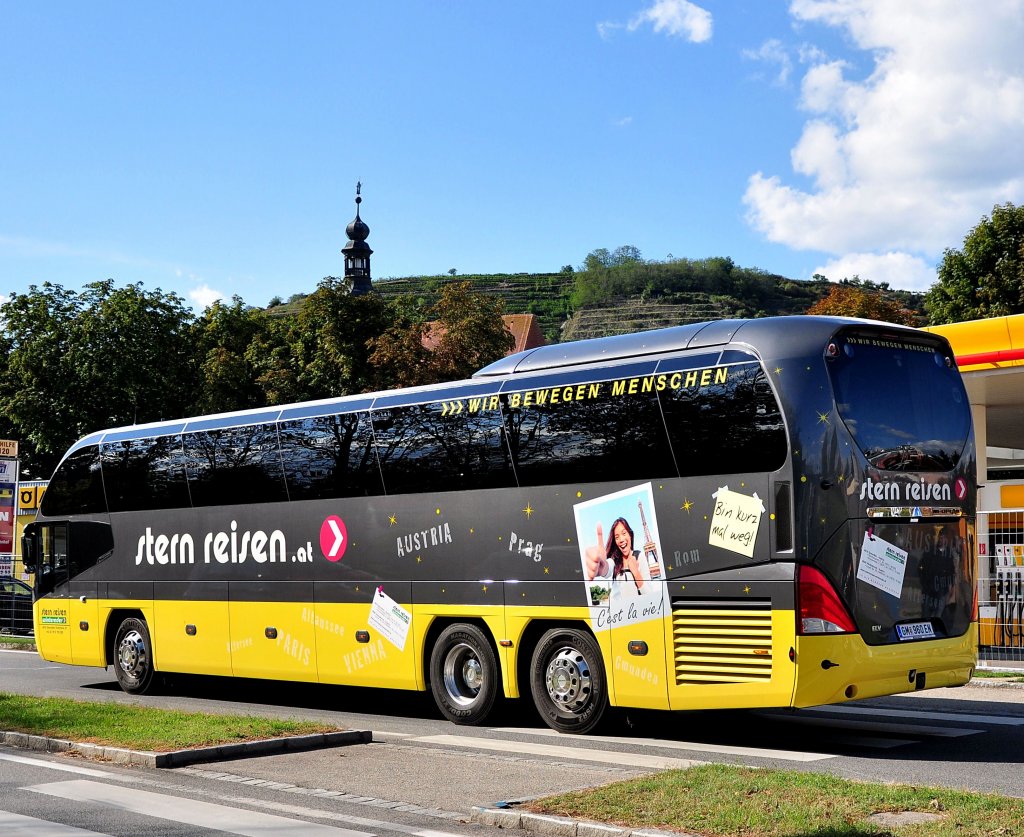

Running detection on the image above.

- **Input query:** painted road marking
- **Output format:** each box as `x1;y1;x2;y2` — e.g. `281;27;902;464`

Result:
499;727;834;762
411;734;703;770
0;753;112;777
25;780;371;837
0;809;106;836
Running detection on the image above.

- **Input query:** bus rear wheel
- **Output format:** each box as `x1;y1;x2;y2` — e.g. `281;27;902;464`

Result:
113;617;156;695
429;624;499;725
530;628;607;734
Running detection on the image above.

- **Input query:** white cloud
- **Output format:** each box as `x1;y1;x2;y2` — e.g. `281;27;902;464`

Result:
791;119;847;189
613;116;634;127
601;1;712;43
189;283;224;311
813;252;935;292
743;0;1024;290
743;39;793;86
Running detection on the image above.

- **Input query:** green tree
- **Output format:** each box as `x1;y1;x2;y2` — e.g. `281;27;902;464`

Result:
807;282;917;325
0;280;195;474
191;296;276;413
369;281;515;386
290;277;398;398
247;316;301;405
926;202;1024;324
422;280;515;381
610;244;642;266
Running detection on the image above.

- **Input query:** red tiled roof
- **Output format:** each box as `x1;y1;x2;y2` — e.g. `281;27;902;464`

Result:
502;314;545;353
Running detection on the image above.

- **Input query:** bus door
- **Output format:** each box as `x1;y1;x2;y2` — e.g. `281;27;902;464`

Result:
30;523;73;663
68;581;100;667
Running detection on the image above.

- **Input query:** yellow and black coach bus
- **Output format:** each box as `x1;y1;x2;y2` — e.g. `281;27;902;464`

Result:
22;316;977;733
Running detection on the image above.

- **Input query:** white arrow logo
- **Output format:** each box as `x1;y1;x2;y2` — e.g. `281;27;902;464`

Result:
327;519;345;557
320;515;349;562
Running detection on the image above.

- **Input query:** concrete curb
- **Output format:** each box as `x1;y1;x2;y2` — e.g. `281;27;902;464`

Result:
470;807;700;837
0;729;372;768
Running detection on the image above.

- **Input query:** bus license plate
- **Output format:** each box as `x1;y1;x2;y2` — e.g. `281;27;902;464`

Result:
896;621;935;641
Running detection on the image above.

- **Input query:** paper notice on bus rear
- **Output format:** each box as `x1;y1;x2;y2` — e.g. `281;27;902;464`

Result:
857;532;908;599
369;587;412;651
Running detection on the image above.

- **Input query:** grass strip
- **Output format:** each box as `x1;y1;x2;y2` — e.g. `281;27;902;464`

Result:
972;669;1024;682
531;763;1024;837
0;692;340;752
0;636;35;648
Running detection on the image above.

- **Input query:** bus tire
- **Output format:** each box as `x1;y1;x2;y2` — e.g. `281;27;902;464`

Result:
113;617;156;695
529;627;607;734
429;623;499;725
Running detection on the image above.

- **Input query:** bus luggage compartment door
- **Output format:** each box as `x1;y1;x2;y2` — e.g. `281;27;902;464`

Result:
667;585;796;711
609;579;669;710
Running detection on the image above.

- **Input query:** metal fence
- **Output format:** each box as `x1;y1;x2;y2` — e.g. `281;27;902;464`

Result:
978;508;1024;667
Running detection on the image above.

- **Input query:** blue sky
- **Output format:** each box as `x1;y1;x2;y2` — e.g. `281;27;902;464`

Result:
3;1;1023;311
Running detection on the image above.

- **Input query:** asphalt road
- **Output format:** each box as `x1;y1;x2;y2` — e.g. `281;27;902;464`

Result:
0;747;503;836
2;646;1024;819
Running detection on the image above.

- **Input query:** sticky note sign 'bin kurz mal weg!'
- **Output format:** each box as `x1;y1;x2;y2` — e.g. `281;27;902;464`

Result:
709;487;765;558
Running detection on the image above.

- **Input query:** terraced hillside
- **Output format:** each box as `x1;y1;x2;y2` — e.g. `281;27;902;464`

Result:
371;272;575;342
560;294;732;341
267;267;925;344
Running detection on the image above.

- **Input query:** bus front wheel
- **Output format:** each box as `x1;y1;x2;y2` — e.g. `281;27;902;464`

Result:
113;617;156;695
429;624;499;725
529;628;607;734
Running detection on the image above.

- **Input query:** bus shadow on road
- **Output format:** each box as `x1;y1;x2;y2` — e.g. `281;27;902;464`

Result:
79;670;550;729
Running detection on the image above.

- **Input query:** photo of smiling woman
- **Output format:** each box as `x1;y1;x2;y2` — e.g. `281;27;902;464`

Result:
575;483;667;621
584;517;645;594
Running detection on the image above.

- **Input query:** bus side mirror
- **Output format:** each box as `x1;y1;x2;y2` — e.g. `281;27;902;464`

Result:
21;533;37;574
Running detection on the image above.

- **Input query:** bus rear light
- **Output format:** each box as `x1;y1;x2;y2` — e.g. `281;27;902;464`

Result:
797;565;857;635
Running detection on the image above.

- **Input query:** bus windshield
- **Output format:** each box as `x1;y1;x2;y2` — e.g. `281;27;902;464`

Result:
827;333;971;472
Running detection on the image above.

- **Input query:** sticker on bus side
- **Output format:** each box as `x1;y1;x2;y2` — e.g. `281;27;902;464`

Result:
574;483;668;630
709;486;765;558
368;586;412;651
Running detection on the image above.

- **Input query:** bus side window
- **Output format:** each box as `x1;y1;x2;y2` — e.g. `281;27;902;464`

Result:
39;446;107;517
67;521;115;579
658;361;787;477
373;401;515;495
278;413;385;500
101;436;190;512
504;379;676;487
183;423;288;507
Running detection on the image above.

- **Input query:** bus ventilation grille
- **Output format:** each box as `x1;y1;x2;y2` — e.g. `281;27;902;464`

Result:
671;598;773;685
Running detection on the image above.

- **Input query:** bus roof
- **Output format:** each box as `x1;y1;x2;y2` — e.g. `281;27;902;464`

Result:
474;314;935;376
59;315;939;457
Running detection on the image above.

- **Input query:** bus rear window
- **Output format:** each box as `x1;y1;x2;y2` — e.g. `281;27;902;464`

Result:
827;335;970;472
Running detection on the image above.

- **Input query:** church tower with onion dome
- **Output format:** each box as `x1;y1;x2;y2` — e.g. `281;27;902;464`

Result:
342;182;373;296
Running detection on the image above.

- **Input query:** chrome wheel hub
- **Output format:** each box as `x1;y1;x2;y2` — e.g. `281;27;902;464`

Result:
118;630;147;679
443;642;483;706
545;647;593;714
